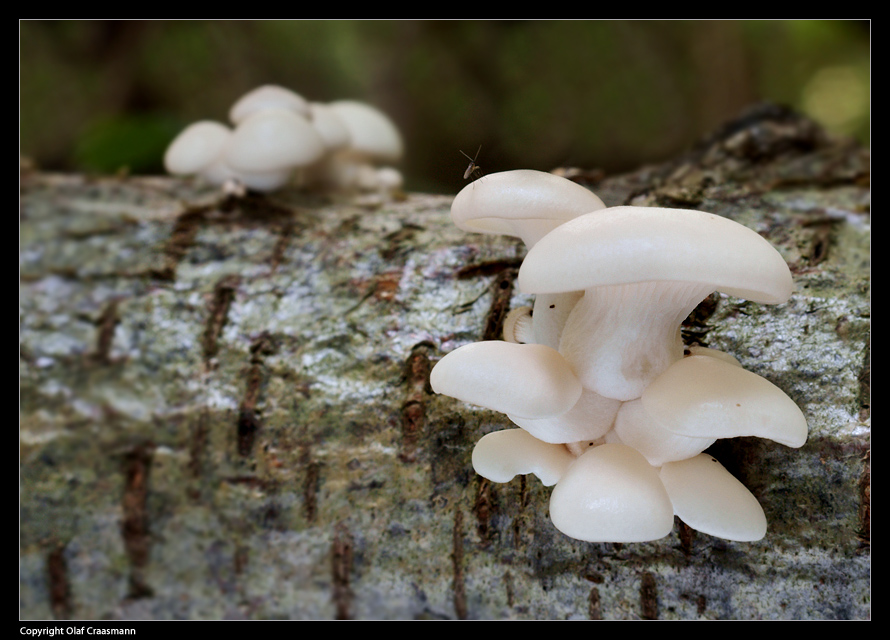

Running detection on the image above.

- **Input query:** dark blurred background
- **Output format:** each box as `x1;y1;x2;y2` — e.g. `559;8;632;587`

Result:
20;20;870;195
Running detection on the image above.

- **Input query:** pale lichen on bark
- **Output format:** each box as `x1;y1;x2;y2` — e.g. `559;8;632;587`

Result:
20;106;869;619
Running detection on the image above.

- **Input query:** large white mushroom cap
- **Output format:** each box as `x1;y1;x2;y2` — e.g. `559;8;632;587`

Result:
518;205;793;303
450;169;607;248
516;205;794;401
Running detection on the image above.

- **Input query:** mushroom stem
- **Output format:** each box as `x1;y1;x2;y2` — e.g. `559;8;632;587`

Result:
559;280;715;401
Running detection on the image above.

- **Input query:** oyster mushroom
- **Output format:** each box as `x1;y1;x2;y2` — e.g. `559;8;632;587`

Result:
518;205;794;401
611;398;717;467
429;341;582;420
451;169;603;349
163;120;234;185
471;428;575;486
660;453;768;541
450;169;606;248
319;100;404;193
229;84;311;124
548;443;675;543
641;354;808;448
222;107;326;192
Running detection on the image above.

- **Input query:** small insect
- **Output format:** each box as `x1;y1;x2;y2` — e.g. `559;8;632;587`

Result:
460;145;483;181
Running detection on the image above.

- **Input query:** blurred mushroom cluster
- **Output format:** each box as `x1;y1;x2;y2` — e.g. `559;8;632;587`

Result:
432;169;807;543
163;84;403;200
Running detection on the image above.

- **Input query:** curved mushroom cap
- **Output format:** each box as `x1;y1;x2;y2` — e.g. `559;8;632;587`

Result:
472;429;575;486
518;206;793;303
430;341;582;420
307;102;351;151
164;120;232;176
660;453;767;541
225;108;326;174
612;398;716;467
450;169;606;247
229;84;311;124
641;355;808;448
507;388;621;444
328;100;403;163
548;443;675;542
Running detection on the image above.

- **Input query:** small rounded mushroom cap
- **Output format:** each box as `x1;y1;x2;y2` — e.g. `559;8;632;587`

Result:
164;121;232;176
225;108;326;174
641;355;808;448
229;84;311;124
430;341;582;420
518;206;793;303
450;169;606;247
548;443;675;542
472;429;575;486
613;398;716;467
328;100;403;163
660;453;767;541
307;102;351;151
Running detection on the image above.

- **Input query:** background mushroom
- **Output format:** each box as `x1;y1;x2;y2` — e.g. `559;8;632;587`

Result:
319;99;404;194
228;84;311;124
163;120;233;185
222;107;326;192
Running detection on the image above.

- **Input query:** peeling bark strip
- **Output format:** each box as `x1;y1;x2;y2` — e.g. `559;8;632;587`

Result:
455;258;524;280
269;221;295;272
202;274;241;363
122;443;155;598
640;571;658;620
399;342;433;463
236;332;277;457
47;543;72;619
807;223;833;266
588;587;602;620
858;450;870;549
452;508;468;620
858;339;870;422
152;205;208;281
188;410;209;481
302;445;321;523
91;299;119;364
332;523;354;620
678;519;696;557
482;268;518;341
473;477;494;547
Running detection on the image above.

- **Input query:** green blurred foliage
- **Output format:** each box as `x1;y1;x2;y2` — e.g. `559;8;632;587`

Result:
20;20;869;194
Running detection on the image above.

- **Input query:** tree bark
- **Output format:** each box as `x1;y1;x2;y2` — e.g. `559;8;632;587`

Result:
20;104;870;620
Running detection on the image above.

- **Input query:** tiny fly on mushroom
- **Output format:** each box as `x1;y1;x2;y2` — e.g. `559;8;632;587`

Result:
460;145;483;182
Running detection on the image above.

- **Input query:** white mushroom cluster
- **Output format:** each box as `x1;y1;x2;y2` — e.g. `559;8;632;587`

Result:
163;84;403;196
432;169;808;543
